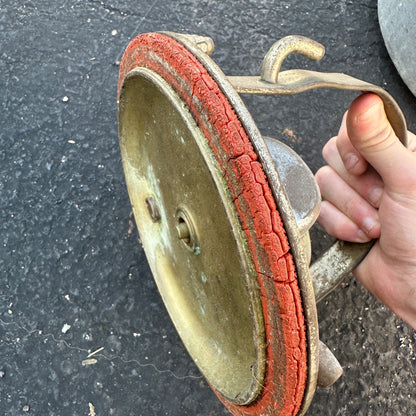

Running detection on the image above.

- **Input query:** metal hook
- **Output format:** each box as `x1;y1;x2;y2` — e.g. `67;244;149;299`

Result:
261;35;325;83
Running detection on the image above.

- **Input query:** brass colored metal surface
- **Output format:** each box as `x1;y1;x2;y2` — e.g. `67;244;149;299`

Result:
168;33;215;56
311;240;374;303
263;136;320;238
261;35;325;84
229;35;407;146
175;207;199;253
145;196;161;223
118;67;266;405
317;341;343;388
227;34;407;335
229;71;407;146
163;31;320;416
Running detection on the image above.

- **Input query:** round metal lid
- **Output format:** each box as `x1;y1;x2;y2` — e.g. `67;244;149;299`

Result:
118;67;265;405
379;0;416;97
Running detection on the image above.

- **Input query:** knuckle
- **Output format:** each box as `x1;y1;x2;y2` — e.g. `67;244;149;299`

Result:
343;197;356;218
322;136;337;160
361;123;395;152
367;185;383;208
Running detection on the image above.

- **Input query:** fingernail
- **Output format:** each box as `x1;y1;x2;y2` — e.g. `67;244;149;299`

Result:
344;153;359;171
369;187;383;206
361;217;379;236
357;229;369;242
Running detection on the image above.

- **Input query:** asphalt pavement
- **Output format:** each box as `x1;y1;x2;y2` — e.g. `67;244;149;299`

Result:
1;1;415;415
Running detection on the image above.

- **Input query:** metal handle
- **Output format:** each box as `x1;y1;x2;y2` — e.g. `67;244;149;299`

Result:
228;35;408;300
229;35;407;146
310;240;374;302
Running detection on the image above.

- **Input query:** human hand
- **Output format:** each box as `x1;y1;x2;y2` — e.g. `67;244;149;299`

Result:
316;93;416;329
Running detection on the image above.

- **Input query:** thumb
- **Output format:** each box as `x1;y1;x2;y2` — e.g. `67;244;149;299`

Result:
346;93;415;194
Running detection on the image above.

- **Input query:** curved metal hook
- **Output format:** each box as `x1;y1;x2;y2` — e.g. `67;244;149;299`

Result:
261;35;325;83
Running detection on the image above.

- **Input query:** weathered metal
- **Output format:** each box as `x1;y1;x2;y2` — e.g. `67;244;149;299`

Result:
119;67;266;405
162;32;321;415
117;32;407;416
379;0;416;98
228;36;407;145
317;341;343;388
311;240;374;304
261;35;325;84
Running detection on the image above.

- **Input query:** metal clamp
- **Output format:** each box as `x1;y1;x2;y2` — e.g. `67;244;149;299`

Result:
227;35;408;300
229;35;407;145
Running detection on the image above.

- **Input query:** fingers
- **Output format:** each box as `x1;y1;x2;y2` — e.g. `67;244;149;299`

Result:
317;92;416;244
346;93;416;195
316;166;381;240
322;136;384;207
317;201;371;242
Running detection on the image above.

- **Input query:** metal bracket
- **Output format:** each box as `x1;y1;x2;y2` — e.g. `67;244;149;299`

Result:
227;34;408;303
228;35;407;146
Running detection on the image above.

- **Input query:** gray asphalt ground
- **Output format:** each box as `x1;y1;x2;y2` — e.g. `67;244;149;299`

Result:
1;1;415;415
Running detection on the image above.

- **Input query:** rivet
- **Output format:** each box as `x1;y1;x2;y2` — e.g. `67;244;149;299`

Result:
145;197;161;222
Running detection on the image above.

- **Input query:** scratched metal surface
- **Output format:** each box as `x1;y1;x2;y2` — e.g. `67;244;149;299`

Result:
1;1;415;415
